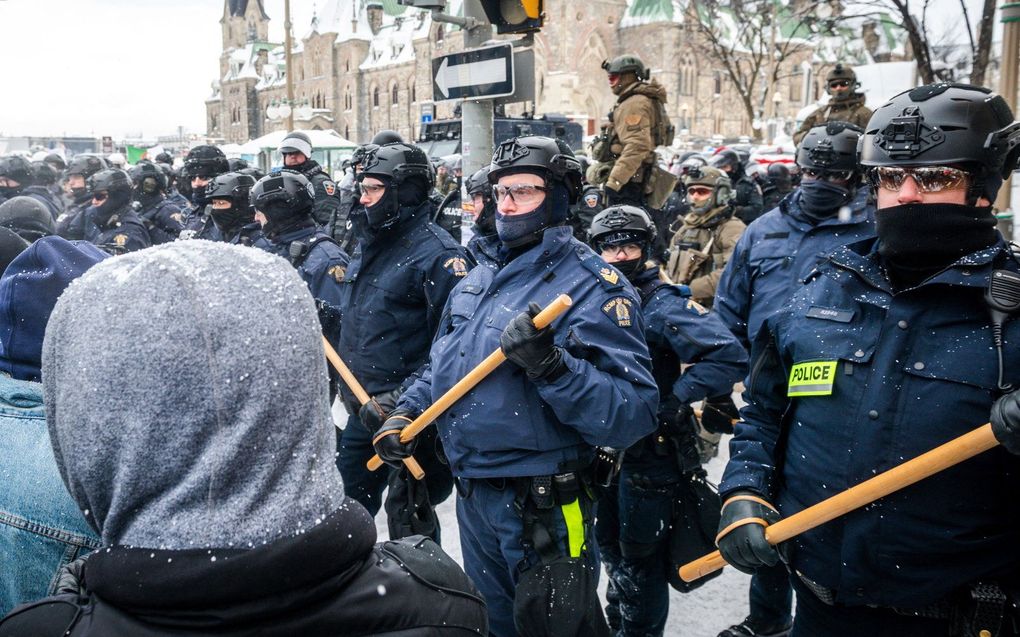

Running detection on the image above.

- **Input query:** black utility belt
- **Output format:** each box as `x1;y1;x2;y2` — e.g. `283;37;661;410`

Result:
456;469;594;506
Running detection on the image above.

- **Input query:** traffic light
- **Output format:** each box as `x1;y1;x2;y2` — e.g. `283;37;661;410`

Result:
479;0;543;34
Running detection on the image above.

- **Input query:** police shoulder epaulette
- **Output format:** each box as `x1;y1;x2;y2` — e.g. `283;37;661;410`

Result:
576;247;624;291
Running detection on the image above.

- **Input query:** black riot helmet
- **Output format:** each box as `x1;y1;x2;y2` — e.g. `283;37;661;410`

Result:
350;143;379;171
356;142;434;229
465;165;496;236
250;170;315;237
588;205;656;277
44;153;67;172
228;157;250;172
710;149;742;176
207;171;257;233
488;135;583;204
0;196;55;242
371;129;404;145
0;156;35;187
239;166;266;181
66;155;109;179
31;161;59;187
88;168;133;196
155;152;174;165
129;161;168;193
766;162;793;189
860;82;1020;204
184;145;229;179
797;121;864;185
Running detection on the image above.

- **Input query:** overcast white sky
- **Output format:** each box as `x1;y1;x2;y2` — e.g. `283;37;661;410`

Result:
0;0;999;140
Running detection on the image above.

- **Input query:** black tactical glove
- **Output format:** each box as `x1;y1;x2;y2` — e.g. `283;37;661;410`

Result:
500;302;567;381
372;411;418;468
358;387;403;433
55;555;88;596
702;394;740;435
661;401;701;474
716;490;781;574
991;389;1020;455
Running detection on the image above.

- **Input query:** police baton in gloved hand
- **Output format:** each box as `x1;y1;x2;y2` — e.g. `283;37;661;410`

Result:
367;294;573;473
679;423;1000;583
321;336;425;480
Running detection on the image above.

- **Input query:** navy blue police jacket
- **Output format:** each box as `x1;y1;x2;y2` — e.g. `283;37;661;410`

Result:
714;188;875;350
22;186;64;219
180;205;223;242
720;236;1020;609
625;267;747;474
90;208;152;255
336;201;470;401
397;226;659;479
289;160;340;227
55;201;89;241
260;224;348;310
135;197;186;244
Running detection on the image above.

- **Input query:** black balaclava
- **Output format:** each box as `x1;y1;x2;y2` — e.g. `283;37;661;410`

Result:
92;189;133;226
877;203;997;290
134;178;164;211
261;201;313;239
363;175;428;231
210;203;253;238
191;176;213;207
798;180;853;222
495;175;570;249
473;197;497;237
0;183;24;201
69;181;91;205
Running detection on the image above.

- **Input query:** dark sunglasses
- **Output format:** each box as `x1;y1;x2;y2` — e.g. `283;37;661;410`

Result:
92;191;109;202
801;167;855;183
829;80;851;88
869;166;971;193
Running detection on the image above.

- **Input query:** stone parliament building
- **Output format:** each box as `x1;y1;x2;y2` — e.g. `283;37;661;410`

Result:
206;0;905;146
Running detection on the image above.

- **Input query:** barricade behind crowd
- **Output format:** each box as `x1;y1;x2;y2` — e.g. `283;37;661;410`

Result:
1;76;1020;637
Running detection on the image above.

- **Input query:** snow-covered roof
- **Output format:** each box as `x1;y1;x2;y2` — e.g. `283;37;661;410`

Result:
621;0;686;27
221;41;279;87
359;5;433;71
311;0;374;42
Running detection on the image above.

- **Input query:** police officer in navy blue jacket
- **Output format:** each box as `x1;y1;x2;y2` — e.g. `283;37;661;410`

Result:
334;142;468;534
713;122;875;637
0;156;61;220
180;145;229;241
206;172;262;247
588;205;747;637
56;155;108;241
84;169;151;255
129;162;186;244
718;83;1020;636
374;137;659;637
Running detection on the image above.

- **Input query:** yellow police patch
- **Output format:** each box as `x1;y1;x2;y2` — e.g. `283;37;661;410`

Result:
686;299;708;315
444;257;469;277
624;114;643;127
327;265;346;283
113;234;128;247
787;361;838;397
171;212;184;223
599;268;619;285
601;297;633;328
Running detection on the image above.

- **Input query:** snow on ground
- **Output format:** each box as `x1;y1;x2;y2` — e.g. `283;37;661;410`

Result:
332;399;750;636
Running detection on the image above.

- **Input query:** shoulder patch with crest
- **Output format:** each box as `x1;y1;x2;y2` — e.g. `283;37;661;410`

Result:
686;299;708;315
113;234;128;247
602;297;634;328
327;265;346;283
323;180;336;196
443;256;469;277
624;114;643;127
170;212;184;223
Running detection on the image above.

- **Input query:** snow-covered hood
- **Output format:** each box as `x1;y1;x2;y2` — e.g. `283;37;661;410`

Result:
42;240;346;549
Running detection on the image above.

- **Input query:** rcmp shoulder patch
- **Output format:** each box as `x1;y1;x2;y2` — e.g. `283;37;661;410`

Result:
327;265;346;283
685;299;708;315
323;180;336;196
602;297;634;328
170;212;184;223
113;234;128;247
443;256;469;277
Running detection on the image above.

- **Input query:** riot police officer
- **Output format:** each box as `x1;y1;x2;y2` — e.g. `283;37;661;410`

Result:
793;64;873;145
0;196;55;242
85;168;151;255
568;184;605;243
464;165;497;263
55;155;108;240
0;156;61;220
28;162;65;217
206;172;262;247
664;166;745;306
180;145;229;241
588;205;747;637
713;122;875;637
128;162;185;244
760;163;794;212
593;55;674;209
334;142;468;537
374;136;659;637
719;83;1020;636
711;149;764;225
278;131;340;227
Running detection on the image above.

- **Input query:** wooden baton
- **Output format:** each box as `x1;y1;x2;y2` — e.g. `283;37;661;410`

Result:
679;423;1000;582
322;336;425;480
367;294;573;472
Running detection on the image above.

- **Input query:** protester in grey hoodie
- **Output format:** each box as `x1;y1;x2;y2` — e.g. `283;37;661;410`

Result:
0;241;487;636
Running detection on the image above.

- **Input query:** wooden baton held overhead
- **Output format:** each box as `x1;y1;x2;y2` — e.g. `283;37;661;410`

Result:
322;336;424;480
367;294;573;472
679;423;1000;583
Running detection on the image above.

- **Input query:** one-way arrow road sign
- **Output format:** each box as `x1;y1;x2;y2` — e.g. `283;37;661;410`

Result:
432;44;515;102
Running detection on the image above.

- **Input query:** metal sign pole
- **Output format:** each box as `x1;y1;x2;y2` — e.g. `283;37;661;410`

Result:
460;0;494;178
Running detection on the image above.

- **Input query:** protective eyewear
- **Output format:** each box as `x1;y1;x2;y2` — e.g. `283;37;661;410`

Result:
92;191;109;202
869;166;970;193
601;243;643;258
607;73;621;81
492;183;549;205
801;167;855;183
686;186;713;198
360;182;385;196
829;80;851;89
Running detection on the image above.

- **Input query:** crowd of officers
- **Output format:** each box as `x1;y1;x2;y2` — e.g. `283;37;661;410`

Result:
2;58;1020;637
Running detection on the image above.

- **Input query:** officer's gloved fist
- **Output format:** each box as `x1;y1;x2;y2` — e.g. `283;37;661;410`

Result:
661;402;701;474
702;394;740;435
500;302;568;381
991;389;1020;455
716;490;781;574
358;387;403;433
372;412;418;468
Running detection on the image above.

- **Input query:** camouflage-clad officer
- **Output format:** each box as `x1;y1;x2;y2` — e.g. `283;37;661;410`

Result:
591;55;676;209
793;64;873;145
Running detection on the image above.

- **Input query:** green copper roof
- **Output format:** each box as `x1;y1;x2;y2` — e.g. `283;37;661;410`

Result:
625;0;677;21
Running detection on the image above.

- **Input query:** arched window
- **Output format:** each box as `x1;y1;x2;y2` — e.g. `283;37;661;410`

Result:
391;83;399;106
345;125;350;140
410;80;416;103
373;85;380;108
713;71;722;97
